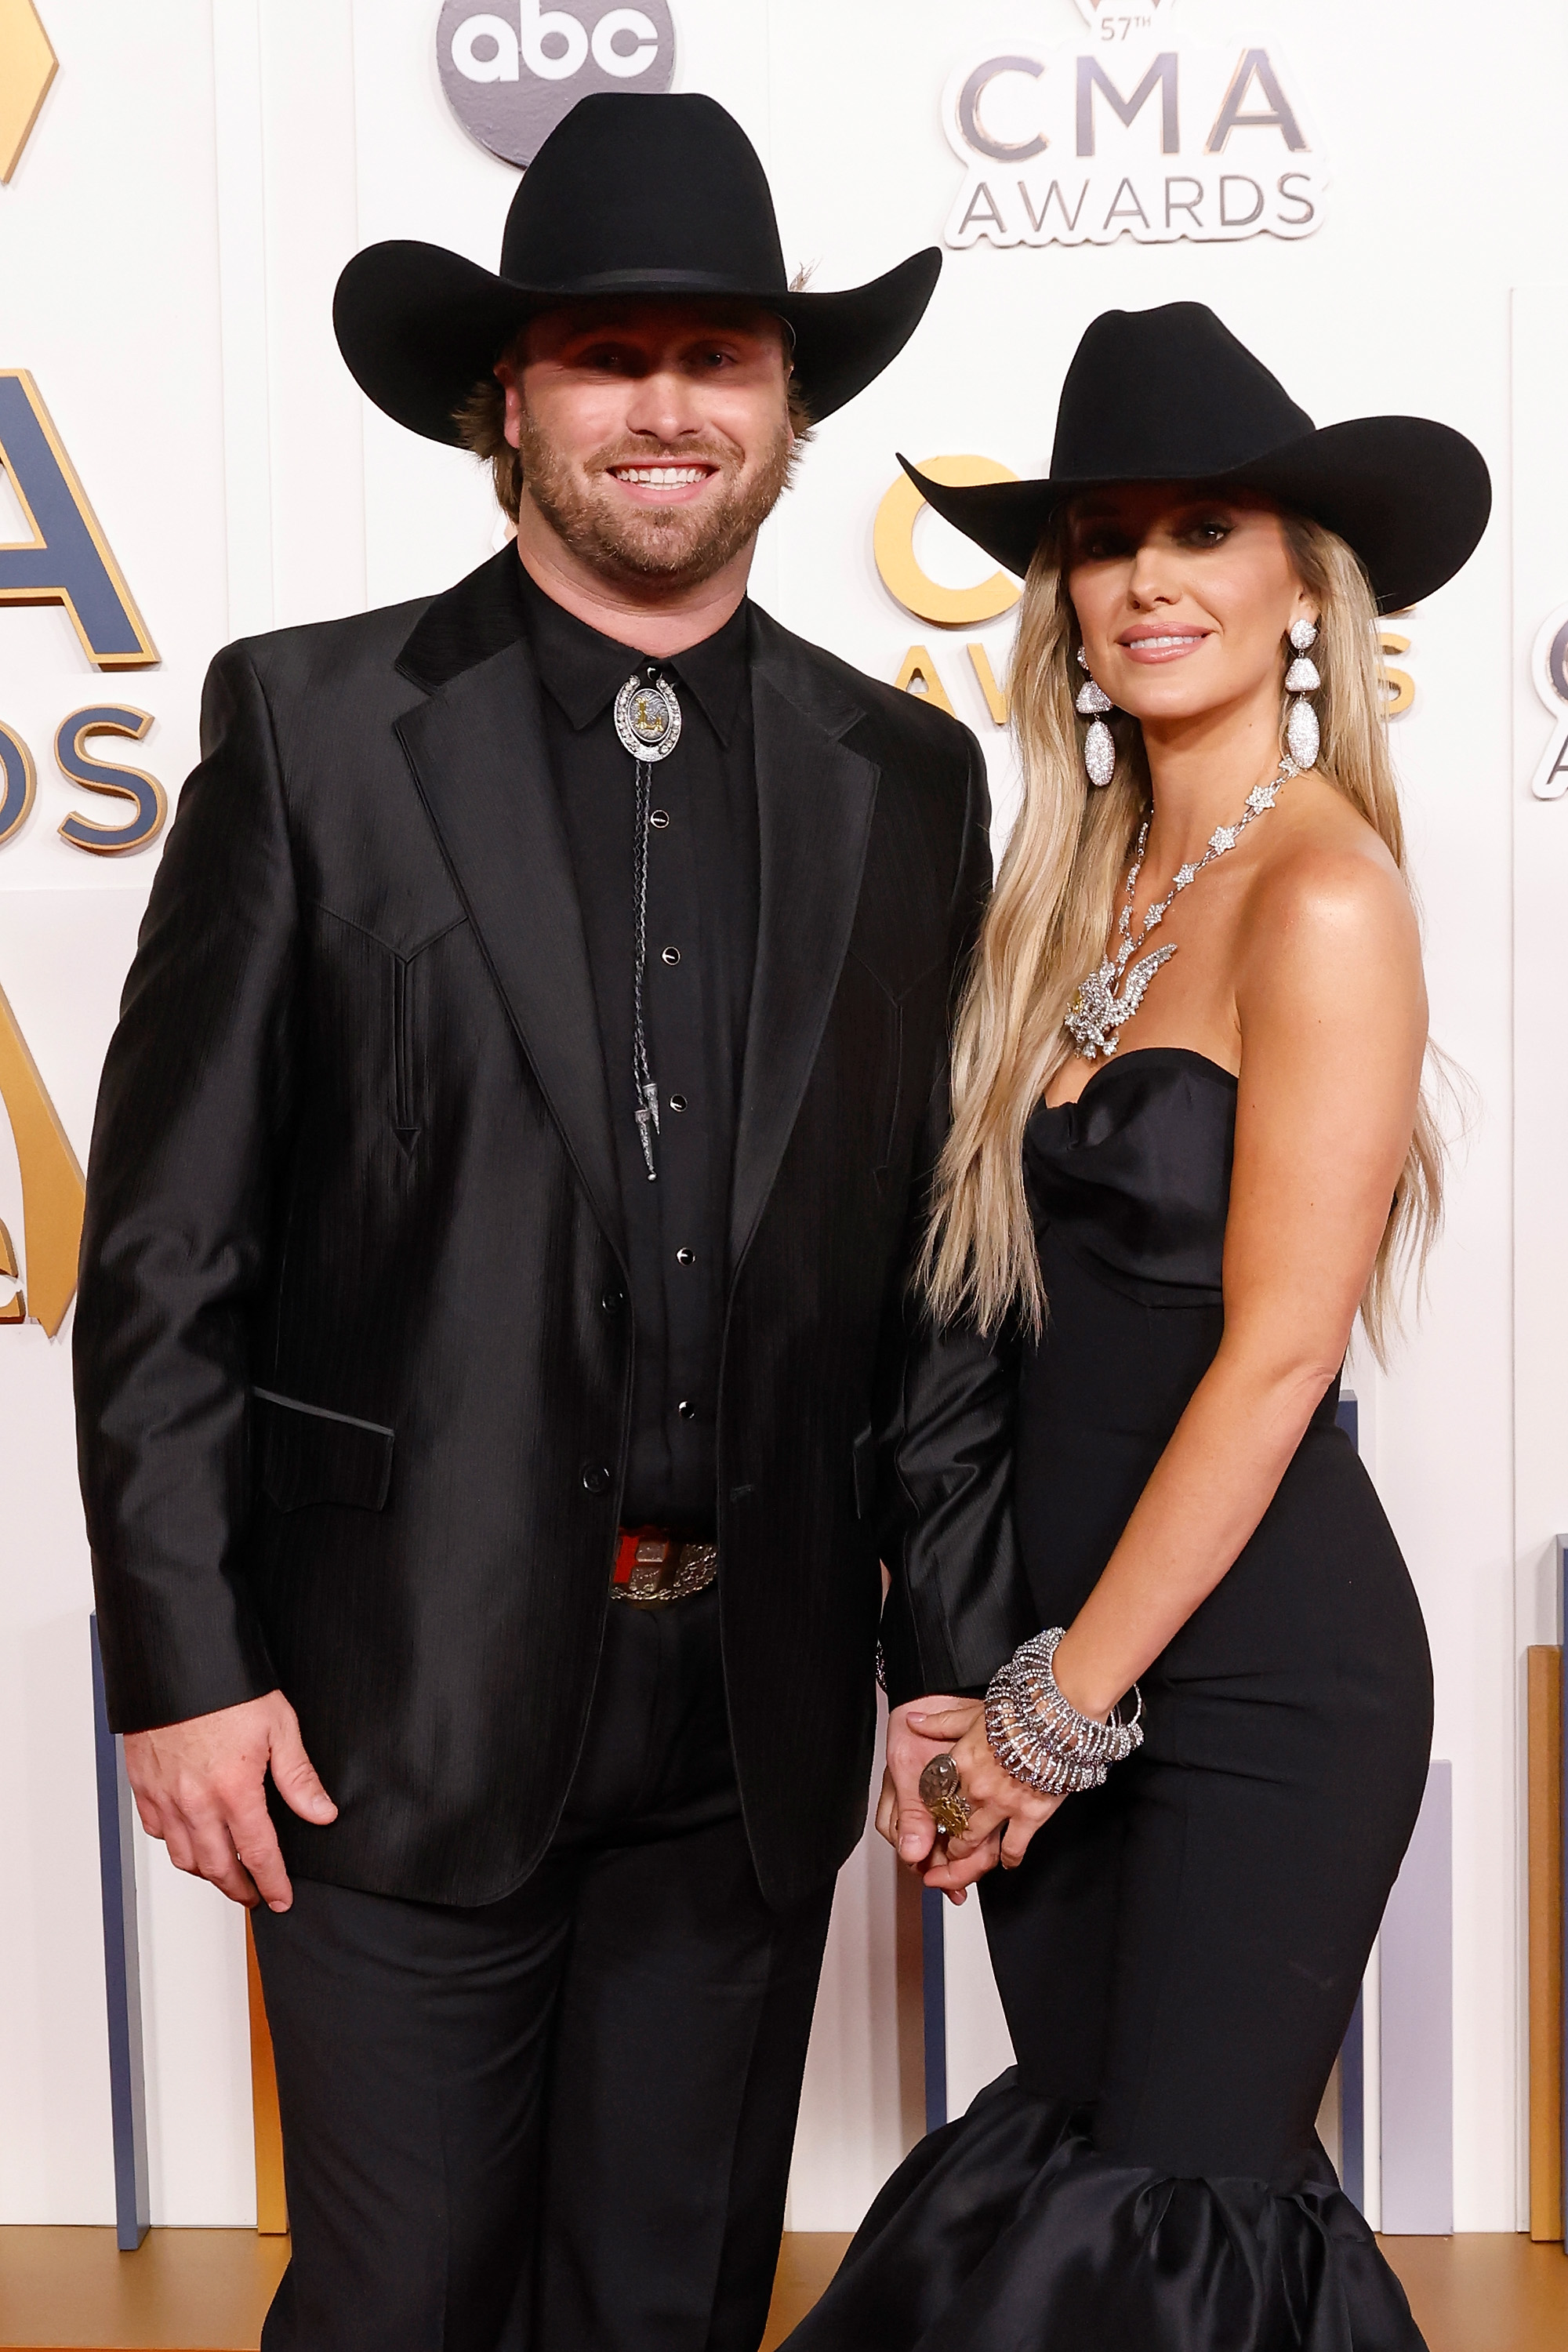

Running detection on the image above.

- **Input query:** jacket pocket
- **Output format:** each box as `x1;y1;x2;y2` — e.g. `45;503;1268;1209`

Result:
851;1423;877;1522
252;1388;394;1514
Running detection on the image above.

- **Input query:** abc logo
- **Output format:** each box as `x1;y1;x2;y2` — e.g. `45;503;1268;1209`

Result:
437;0;677;168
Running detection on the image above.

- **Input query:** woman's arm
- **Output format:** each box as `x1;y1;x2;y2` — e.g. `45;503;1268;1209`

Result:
924;829;1428;1880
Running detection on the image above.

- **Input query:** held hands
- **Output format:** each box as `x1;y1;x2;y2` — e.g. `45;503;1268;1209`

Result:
123;1690;336;1912
879;1697;1064;1903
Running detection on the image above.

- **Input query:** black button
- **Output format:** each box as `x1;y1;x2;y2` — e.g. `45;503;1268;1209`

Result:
650;810;670;830
599;1287;624;1316
676;1400;695;1421
676;1247;695;1266
669;1093;688;1112
580;1463;611;1494
661;946;680;966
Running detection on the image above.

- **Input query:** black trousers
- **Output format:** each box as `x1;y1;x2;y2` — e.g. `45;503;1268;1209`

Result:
252;1588;834;2352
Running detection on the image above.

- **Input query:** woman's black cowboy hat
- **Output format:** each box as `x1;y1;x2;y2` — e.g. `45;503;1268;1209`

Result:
901;303;1490;613
335;91;941;441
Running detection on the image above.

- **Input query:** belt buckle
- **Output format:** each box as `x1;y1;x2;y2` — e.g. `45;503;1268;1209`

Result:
612;1528;717;1605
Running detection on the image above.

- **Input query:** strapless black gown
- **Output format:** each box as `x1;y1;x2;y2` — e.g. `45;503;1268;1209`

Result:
789;1048;1434;2351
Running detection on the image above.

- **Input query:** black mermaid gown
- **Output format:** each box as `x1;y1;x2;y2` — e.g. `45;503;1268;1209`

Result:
789;1047;1434;2351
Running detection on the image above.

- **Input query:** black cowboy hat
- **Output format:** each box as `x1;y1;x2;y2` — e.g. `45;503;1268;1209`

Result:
335;91;940;442
901;303;1490;613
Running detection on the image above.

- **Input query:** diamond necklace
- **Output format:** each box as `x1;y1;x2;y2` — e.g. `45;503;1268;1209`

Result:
1063;755;1298;1064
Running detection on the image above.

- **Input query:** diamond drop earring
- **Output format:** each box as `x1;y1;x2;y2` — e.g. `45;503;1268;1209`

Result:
1075;646;1116;788
1284;618;1320;770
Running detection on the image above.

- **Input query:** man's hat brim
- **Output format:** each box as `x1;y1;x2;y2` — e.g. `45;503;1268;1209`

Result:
335;241;942;444
900;417;1492;614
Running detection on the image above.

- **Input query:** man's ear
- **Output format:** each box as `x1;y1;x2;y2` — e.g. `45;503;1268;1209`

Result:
495;362;524;456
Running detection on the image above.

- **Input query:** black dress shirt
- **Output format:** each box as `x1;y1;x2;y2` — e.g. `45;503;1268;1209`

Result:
515;558;758;1531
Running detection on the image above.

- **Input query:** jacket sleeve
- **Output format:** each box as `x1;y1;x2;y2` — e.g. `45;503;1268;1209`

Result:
873;731;1037;1708
74;644;298;1731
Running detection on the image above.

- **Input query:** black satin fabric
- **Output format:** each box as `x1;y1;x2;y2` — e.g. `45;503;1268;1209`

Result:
789;1048;1433;2350
74;548;1025;1912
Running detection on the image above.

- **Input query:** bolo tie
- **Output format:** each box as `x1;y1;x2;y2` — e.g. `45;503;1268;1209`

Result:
613;663;683;1180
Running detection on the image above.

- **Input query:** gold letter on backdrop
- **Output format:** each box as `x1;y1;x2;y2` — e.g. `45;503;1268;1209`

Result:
874;457;1022;629
0;372;158;669
0;0;56;183
1377;630;1414;719
0;978;85;1337
0;1219;23;1322
967;643;1010;726
892;648;956;716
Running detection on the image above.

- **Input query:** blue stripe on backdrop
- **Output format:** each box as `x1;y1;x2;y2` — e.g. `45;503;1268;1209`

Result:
89;1615;150;2250
921;1885;948;2132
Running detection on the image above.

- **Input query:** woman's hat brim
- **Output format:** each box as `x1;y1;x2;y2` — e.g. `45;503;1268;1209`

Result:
900;418;1492;613
335;241;942;444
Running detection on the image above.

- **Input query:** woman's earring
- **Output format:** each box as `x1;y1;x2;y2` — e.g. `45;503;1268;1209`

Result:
1075;647;1116;788
1284;618;1320;769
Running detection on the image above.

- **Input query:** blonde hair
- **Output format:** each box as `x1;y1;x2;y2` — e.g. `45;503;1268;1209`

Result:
921;512;1443;1361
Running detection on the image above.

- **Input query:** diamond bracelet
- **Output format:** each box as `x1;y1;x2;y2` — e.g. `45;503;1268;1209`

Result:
983;1626;1144;1796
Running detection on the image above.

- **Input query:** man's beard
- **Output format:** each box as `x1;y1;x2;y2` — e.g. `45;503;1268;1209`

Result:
514;406;797;591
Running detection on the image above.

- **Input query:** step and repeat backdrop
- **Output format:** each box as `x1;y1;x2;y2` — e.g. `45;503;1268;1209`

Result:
2;0;1566;2236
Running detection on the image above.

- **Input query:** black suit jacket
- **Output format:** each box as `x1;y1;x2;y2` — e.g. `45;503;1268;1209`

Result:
74;551;1030;1910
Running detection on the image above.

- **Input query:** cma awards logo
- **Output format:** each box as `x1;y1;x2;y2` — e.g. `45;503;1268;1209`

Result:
437;0;676;169
0;365;162;1336
942;0;1326;249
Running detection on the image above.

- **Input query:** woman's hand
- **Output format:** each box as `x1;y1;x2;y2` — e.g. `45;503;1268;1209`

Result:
903;1700;1065;1894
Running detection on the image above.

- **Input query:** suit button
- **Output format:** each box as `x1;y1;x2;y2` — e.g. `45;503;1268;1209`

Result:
581;1463;611;1494
650;809;670;830
669;1094;688;1112
600;1287;624;1316
675;1248;694;1266
661;946;681;966
676;1400;695;1421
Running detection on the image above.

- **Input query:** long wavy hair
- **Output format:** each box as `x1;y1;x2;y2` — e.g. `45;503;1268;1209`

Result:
920;511;1445;1360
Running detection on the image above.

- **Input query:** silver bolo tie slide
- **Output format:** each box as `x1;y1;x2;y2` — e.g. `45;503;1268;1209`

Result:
614;666;683;1181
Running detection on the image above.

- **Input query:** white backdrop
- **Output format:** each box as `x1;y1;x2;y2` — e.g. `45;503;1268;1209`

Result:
2;0;1564;2235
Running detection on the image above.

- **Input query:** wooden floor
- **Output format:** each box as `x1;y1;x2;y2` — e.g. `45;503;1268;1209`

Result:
0;2224;1563;2349
0;2230;289;2350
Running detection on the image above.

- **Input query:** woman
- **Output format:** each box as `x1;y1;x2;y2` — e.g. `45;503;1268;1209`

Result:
789;304;1490;2350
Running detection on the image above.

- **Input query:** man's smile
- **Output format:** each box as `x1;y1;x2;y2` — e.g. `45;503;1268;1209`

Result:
607;462;719;502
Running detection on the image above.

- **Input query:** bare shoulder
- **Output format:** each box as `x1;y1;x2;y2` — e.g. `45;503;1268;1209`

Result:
1240;772;1419;975
1232;771;1429;1058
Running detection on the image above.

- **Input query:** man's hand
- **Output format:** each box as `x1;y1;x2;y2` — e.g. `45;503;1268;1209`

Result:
877;1696;978;1899
123;1690;337;1911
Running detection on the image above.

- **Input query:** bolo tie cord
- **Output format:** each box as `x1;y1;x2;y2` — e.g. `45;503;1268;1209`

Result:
616;661;682;1183
631;749;659;1181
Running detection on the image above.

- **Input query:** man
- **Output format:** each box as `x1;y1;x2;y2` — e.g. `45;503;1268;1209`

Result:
75;93;1025;2352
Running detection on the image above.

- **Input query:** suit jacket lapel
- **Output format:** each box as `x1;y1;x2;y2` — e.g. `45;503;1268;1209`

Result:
395;620;626;1266
731;620;880;1268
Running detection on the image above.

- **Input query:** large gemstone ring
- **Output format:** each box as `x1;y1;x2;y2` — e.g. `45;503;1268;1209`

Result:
919;1753;971;1840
